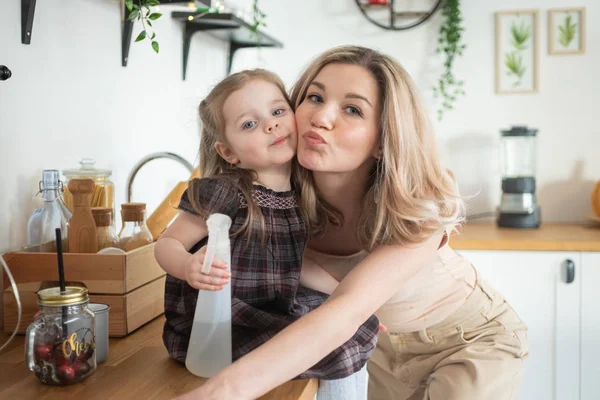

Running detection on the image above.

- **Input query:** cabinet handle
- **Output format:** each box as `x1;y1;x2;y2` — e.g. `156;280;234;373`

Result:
564;259;575;284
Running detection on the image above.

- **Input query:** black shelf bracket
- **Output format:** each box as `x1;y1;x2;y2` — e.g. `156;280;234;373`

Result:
183;22;234;80
227;42;259;76
122;6;134;66
173;11;283;80
21;0;36;44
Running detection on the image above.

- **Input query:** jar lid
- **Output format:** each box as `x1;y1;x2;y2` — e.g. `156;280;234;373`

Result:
37;286;89;306
92;207;113;227
501;125;538;137
121;202;146;222
63;158;112;178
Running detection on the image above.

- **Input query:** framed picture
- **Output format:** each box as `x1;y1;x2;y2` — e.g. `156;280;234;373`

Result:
549;8;586;55
495;9;539;94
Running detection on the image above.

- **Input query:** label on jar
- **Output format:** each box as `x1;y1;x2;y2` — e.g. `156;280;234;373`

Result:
61;328;96;359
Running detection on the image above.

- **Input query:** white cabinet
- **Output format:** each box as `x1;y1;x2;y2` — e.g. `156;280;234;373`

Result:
457;250;581;400
581;253;600;400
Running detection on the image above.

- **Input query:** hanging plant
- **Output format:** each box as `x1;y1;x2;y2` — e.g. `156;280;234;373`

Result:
432;0;466;121
249;0;267;44
125;0;163;53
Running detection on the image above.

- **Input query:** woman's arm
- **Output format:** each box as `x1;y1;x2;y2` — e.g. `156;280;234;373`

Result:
299;257;339;294
179;232;443;400
154;212;230;290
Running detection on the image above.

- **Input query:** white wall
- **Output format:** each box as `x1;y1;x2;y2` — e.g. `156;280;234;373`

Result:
0;0;597;322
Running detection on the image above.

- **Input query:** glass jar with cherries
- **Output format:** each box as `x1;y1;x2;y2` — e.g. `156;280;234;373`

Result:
25;286;97;385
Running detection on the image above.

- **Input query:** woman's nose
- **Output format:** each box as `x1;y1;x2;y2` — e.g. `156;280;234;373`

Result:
310;106;334;130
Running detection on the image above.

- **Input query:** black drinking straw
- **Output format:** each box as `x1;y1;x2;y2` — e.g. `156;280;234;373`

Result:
55;228;68;338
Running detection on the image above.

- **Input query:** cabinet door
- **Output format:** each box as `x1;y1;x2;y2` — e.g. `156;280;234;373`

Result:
581;253;600;400
458;250;581;400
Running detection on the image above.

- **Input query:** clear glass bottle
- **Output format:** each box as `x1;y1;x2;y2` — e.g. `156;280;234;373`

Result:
62;158;115;218
25;286;97;385
27;170;72;252
91;207;119;251
118;203;153;251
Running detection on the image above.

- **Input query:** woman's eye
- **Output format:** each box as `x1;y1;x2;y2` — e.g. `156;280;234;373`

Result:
345;106;362;116
243;121;257;129
273;108;285;116
307;94;323;103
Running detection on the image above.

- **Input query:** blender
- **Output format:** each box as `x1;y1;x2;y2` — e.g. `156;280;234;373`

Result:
497;125;541;228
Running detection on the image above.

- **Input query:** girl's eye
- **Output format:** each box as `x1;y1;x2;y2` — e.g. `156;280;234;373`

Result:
345;106;362;117
307;94;323;103
242;121;257;130
273;108;285;116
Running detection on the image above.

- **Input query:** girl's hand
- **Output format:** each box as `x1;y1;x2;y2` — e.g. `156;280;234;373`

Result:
184;246;231;290
379;323;388;333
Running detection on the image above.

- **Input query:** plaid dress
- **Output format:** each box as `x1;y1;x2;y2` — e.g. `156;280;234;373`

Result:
163;177;380;379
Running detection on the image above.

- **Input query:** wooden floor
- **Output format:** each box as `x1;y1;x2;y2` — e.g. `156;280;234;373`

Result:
0;316;317;400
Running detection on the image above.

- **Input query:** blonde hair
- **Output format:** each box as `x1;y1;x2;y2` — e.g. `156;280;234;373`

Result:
191;69;306;241
290;46;465;251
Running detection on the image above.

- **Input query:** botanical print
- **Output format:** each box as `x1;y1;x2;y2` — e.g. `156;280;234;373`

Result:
496;10;538;93
549;8;586;55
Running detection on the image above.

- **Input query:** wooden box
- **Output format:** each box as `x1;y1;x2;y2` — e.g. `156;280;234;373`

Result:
2;243;166;337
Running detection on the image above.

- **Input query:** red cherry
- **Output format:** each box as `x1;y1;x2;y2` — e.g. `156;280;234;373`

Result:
34;344;53;361
58;365;75;381
53;351;73;367
72;361;91;376
78;348;94;362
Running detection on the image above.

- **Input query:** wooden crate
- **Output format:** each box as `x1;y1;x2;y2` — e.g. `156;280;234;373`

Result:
2;243;163;294
3;276;166;337
2;243;166;337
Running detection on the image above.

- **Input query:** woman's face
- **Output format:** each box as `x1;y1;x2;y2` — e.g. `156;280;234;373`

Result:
296;63;381;174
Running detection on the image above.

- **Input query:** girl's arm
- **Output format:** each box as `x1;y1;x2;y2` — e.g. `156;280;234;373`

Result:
154;211;230;290
299;257;339;294
179;232;444;400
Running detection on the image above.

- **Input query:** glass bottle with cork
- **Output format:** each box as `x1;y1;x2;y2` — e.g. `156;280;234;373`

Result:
27;170;72;252
91;207;119;250
62;159;115;218
118;203;153;251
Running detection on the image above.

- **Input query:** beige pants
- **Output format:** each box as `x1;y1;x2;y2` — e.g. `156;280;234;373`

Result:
368;278;529;400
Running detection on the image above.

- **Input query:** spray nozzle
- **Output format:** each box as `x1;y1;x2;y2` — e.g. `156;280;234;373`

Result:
201;213;232;274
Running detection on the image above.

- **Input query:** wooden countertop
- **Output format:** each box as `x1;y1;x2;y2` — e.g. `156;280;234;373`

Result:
0;316;317;400
450;222;600;251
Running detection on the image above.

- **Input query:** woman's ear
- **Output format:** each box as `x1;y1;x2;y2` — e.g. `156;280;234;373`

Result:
373;147;383;160
215;142;239;165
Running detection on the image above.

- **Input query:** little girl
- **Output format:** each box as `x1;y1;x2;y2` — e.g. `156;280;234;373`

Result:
154;69;379;397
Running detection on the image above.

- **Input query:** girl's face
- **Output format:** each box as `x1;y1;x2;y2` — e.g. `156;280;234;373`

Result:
295;63;381;175
217;79;297;173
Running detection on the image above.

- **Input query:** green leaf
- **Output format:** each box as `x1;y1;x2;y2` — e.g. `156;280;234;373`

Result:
151;32;156;39
147;20;152;27
135;30;147;42
125;0;133;12
558;14;577;47
147;0;159;5
127;9;140;21
152;40;159;53
148;13;162;21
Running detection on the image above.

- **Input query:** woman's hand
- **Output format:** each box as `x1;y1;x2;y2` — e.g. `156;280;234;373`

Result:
184;246;231;290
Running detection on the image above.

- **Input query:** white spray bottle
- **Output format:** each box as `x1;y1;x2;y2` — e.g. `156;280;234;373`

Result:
185;213;232;377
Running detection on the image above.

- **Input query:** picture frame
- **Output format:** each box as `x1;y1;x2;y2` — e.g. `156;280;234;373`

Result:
549;7;586;55
495;9;539;94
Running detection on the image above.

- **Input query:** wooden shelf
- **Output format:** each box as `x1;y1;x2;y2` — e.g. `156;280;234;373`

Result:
171;11;283;79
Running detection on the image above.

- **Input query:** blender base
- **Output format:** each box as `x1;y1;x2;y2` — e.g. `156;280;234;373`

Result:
497;207;541;229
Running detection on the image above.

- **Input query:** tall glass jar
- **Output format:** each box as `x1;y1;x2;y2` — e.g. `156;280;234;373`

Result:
27;170;72;252
25;286;97;385
118;203;153;251
62;159;115;218
92;207;119;250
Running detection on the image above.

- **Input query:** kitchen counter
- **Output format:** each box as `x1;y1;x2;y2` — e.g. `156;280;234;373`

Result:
0;316;317;400
450;222;600;251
